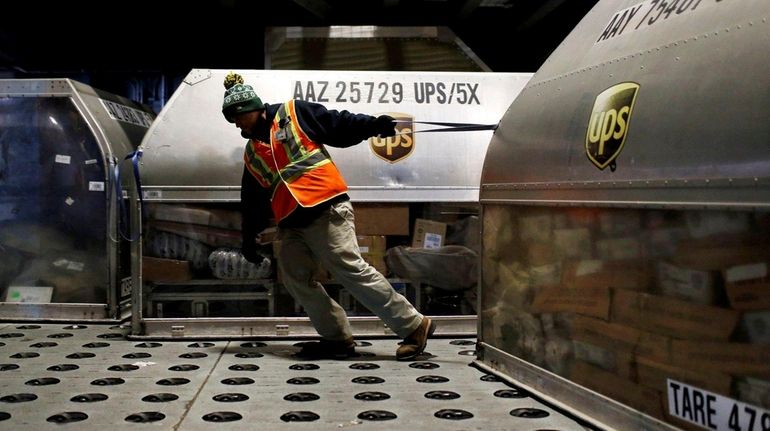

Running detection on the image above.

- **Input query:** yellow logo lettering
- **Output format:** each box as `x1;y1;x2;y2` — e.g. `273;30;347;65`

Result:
369;113;414;163
585;82;639;171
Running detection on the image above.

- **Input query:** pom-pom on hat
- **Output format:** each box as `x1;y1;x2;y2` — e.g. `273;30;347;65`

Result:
222;72;264;122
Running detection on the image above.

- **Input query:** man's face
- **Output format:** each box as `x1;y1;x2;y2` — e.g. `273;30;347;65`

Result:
233;110;260;134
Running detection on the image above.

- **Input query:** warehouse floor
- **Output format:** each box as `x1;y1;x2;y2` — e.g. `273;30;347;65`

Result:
0;323;590;430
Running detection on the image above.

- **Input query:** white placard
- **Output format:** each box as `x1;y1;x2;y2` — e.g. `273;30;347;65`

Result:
64;197;74;206
100;99;153;128
726;263;768;283
576;259;604;276
84;159;98;165
88;181;105;192
66;261;84;272
358;246;370;253
668;379;770;431
423;232;443;249
5;286;53;303
55;155;71;164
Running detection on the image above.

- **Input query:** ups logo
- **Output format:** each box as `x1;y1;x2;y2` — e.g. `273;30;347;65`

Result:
585;82;639;171
370;112;413;164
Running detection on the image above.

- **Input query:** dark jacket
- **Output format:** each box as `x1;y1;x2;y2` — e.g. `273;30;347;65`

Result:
241;100;384;242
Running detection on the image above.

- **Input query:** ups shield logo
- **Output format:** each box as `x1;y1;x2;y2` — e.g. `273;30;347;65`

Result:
585;82;639;171
370;112;413;164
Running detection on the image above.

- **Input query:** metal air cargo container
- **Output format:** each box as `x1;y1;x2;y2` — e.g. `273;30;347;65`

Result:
133;69;531;338
478;0;770;430
0;79;154;321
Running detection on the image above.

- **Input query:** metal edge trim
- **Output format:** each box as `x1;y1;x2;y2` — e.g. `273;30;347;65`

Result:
477;342;680;431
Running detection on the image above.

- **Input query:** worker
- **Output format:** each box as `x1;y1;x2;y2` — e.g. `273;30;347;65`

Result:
221;72;435;360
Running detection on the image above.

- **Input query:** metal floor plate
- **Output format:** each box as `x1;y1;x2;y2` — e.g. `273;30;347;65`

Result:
0;323;589;430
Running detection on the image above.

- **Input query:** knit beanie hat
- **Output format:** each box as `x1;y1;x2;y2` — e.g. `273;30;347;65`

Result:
222;72;264;122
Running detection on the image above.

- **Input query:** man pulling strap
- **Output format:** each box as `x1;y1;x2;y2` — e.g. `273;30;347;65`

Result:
222;72;435;360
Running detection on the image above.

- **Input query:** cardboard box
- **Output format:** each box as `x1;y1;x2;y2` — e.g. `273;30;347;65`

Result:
142;256;192;282
656;261;719;305
724;262;770;310
412;218;447;249
357;235;387;274
531;285;610;320
553;228;593;259
670;340;770;378
518;214;552;243
738;311;770;344
611;289;740;341
597;237;642;260
523;242;557;266
573;340;635;379
352;203;409;235
572;315;640;353
562;259;651;291
635;331;674;364
599;211;641;236
726;282;770;311
570;361;664;420
151;221;241;247
673;243;770;271
149;204;241;230
636;356;731;396
735;377;770;409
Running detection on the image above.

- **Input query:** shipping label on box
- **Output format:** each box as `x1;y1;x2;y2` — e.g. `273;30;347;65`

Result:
657;261;718;305
412;219;446;249
611;289;740;341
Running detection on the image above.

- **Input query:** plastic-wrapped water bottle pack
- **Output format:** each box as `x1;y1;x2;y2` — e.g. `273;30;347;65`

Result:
208;248;271;280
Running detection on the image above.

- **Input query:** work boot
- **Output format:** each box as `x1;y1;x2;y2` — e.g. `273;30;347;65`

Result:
295;337;356;359
396;317;436;360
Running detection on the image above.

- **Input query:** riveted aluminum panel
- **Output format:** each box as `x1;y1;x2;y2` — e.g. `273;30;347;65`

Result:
141;69;530;203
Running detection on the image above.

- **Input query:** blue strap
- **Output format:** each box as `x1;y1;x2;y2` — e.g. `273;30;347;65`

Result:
113;148;144;242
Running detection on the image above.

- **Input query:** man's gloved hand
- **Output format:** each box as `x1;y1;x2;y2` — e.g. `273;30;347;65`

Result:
375;115;396;138
241;240;260;264
242;238;272;264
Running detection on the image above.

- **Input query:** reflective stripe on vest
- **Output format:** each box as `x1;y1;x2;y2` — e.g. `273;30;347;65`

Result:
243;141;280;193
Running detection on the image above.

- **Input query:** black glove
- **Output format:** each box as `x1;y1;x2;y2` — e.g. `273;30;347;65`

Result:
241;239;260;264
242;237;272;263
374;115;396;138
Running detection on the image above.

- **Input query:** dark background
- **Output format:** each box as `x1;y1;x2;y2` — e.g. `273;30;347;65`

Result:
0;0;599;110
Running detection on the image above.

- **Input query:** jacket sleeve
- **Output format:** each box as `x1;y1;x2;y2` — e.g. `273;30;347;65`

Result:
240;166;272;243
293;100;381;148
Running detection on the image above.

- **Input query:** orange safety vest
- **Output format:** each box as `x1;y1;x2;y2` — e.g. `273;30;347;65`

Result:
243;100;348;223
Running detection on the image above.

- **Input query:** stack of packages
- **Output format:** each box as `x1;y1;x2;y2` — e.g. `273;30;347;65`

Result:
143;204;270;282
482;206;770;426
0;222;106;303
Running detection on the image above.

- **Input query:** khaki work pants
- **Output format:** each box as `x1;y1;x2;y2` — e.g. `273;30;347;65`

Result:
277;200;423;341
